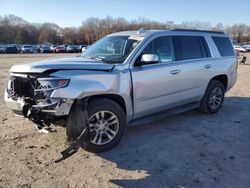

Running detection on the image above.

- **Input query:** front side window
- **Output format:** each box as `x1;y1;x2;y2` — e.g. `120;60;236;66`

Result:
142;36;175;63
81;36;141;64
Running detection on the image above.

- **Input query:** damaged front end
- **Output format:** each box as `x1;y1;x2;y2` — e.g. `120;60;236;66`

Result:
4;73;74;127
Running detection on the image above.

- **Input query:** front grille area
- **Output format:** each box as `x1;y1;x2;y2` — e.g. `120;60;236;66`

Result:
10;76;37;98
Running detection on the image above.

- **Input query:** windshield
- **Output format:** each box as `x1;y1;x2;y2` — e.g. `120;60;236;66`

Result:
81;36;141;64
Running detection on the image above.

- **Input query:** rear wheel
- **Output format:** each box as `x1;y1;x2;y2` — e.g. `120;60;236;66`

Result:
199;80;225;114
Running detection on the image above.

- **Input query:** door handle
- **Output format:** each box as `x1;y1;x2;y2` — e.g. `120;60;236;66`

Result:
204;64;212;69
170;70;181;75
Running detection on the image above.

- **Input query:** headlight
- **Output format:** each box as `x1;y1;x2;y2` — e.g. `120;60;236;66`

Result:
34;78;70;101
37;78;70;91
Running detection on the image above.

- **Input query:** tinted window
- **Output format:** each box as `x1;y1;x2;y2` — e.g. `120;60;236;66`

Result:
212;36;234;57
174;36;209;60
142;36;174;63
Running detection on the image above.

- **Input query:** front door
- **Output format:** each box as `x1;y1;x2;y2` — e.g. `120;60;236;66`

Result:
131;36;184;118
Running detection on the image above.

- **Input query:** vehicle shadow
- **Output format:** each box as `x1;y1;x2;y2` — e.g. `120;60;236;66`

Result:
97;96;250;188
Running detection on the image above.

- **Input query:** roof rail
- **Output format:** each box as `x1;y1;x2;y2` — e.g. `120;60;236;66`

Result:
171;29;225;34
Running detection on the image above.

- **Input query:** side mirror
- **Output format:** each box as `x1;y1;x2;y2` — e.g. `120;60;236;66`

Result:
140;54;159;65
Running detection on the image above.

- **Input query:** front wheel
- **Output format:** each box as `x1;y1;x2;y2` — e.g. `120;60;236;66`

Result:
199;80;225;114
67;98;126;153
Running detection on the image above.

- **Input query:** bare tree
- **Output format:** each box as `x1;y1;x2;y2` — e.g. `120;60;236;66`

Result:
0;14;250;45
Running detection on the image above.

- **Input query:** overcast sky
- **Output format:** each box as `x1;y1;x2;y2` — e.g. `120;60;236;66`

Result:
0;0;249;27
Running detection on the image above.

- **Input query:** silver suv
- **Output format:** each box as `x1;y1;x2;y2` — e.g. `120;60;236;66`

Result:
4;29;237;152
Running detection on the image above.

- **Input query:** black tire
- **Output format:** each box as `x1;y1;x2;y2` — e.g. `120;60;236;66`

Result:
199;80;225;114
67;98;126;153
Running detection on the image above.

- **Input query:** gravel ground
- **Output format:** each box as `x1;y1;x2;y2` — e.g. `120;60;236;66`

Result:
0;53;249;188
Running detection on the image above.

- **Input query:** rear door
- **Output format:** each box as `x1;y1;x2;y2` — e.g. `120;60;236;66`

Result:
171;35;214;101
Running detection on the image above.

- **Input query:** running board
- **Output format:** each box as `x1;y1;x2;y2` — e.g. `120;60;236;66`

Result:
129;102;199;126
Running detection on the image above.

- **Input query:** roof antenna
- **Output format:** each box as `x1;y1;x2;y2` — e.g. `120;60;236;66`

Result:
137;28;145;34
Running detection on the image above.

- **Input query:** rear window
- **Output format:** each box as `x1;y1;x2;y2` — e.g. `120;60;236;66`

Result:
212;36;234;57
174;36;211;61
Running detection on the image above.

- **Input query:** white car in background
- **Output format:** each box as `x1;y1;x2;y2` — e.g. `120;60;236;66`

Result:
21;45;33;53
81;45;88;52
50;45;58;53
242;45;250;52
234;45;246;52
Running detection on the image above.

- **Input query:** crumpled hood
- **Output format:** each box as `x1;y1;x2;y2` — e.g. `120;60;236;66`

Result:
9;57;114;73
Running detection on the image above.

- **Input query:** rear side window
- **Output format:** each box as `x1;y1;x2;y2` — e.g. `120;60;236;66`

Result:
212;36;234;57
173;36;211;61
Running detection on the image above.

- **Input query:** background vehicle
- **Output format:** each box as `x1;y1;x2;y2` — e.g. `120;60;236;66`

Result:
242;45;250;52
67;45;81;53
50;45;58;53
55;46;66;53
234;45;246;52
81;45;88;52
4;29;237;152
32;45;39;53
0;45;5;53
40;46;51;53
16;45;21;53
5;44;19;53
21;45;33;53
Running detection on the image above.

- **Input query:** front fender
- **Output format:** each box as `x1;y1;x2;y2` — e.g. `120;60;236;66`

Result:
49;70;133;121
51;77;114;99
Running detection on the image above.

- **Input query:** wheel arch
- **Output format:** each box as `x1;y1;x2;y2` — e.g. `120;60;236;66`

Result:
210;74;228;90
81;94;127;115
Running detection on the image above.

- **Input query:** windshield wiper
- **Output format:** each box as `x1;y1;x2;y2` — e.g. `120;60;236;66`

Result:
83;55;120;64
88;55;105;61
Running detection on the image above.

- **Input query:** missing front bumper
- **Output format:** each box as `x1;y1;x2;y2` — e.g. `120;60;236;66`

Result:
4;89;74;117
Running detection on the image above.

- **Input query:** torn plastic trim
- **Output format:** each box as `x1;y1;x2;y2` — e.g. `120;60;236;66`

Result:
55;99;90;162
31;98;74;116
32;100;59;112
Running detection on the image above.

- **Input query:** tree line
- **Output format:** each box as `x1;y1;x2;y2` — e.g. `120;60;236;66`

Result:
0;14;250;45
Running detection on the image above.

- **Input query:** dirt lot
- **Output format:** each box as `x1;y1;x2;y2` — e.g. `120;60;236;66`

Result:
0;53;250;188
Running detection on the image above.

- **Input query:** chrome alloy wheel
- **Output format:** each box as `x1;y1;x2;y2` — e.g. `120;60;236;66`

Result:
88;110;119;145
209;87;223;110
